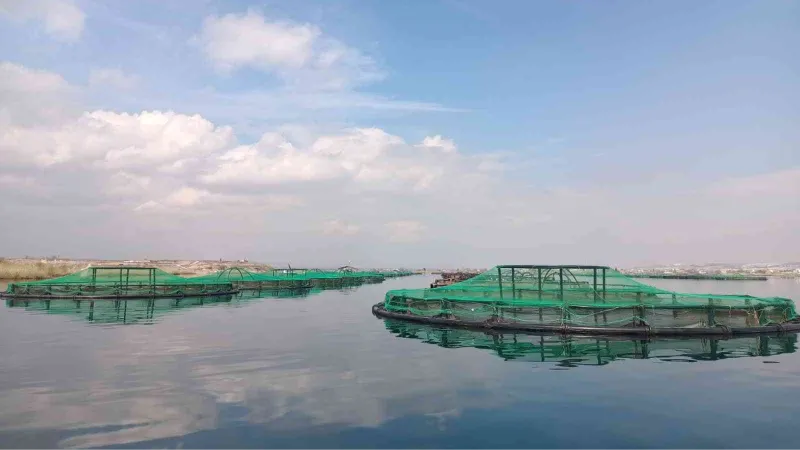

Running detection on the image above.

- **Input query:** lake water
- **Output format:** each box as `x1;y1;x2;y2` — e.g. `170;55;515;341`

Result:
1;276;800;448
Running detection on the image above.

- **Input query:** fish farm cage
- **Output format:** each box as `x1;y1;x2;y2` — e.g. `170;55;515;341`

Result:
1;266;237;299
335;266;386;284
190;267;314;290
374;265;800;336
189;267;392;290
273;267;388;286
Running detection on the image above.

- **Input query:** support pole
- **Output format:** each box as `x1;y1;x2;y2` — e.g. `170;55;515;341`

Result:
511;267;516;300
537;268;542;296
708;298;716;326
537;267;543;322
602;268;606;302
497;267;503;300
559;268;564;300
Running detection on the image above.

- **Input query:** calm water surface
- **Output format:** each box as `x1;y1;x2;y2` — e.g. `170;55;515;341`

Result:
1;276;800;448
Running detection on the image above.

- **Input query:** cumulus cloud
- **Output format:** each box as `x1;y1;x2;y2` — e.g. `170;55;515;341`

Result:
134;187;212;212
202;128;452;192
89;68;140;90
418;135;457;153
1;110;234;168
0;60;797;266
197;10;383;89
0;61;76;126
0;61;69;93
134;187;301;215
0;0;85;41
199;11;318;71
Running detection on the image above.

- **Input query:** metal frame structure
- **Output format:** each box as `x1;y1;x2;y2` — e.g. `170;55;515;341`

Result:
376;264;800;336
2;266;237;299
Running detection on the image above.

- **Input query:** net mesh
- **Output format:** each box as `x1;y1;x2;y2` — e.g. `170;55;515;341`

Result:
189;267;387;289
384;265;797;330
190;268;314;289
5;266;235;298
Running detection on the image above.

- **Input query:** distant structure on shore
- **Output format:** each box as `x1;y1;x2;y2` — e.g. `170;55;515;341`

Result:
630;274;768;281
622;262;800;279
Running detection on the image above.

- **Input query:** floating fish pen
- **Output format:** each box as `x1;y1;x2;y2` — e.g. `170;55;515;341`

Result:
236;287;317;299
383;320;797;365
337;267;385;284
1;266;237;299
271;268;387;288
374;265;800;336
190;267;313;290
275;269;354;288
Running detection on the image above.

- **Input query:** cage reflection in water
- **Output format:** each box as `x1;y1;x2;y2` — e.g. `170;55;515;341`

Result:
382;320;797;367
4;288;315;325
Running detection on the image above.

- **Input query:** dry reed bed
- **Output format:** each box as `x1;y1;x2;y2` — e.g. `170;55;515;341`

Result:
0;260;84;281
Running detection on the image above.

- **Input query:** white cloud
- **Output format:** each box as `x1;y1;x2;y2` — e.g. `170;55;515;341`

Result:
321;219;360;236
385;220;426;243
0;61;76;126
197;10;382;89
418;135;457;153
1;60;797;266
107;171;151;197
0;0;85;41
1;110;234;167
134;188;301;215
134;187;211;211
202;127;448;192
0;61;69;93
199;11;318;71
89;68;140;90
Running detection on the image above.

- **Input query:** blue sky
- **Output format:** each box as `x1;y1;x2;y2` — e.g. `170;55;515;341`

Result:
0;0;797;267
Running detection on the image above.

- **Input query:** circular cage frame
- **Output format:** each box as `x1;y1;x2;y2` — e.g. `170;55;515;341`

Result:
376;265;800;337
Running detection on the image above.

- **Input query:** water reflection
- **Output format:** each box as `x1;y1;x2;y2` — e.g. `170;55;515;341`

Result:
383;320;797;367
4;288;317;325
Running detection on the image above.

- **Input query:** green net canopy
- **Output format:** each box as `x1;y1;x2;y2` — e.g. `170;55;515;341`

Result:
189;267;388;289
190;267;314;290
4;266;236;298
379;265;798;334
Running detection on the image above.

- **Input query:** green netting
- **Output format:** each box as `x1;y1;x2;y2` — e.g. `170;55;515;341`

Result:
190;268;314;290
189;267;387;289
3;266;236;298
335;268;386;284
282;268;386;286
383;265;797;331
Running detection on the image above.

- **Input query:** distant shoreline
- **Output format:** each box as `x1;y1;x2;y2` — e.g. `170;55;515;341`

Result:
629;274;769;281
0;258;272;282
